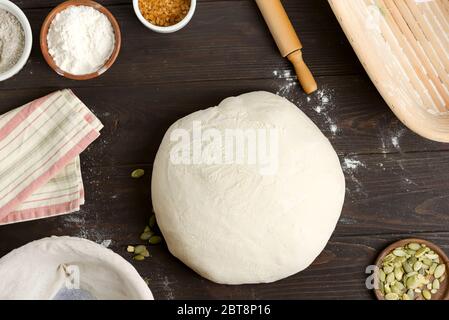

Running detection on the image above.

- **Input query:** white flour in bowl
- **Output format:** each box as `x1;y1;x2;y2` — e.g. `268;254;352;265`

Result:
47;5;115;75
0;9;25;74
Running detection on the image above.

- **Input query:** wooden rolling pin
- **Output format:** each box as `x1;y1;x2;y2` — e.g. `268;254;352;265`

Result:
256;0;317;94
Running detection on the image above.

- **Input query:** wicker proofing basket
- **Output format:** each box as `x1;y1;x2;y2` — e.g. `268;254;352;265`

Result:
328;0;449;142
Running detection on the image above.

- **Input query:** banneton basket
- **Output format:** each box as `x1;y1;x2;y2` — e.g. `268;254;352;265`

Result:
328;0;449;142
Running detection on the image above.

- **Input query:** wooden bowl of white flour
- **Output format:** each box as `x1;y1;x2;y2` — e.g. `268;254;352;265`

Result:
40;0;121;80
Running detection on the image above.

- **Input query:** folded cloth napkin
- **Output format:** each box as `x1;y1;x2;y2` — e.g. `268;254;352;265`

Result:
0;89;103;225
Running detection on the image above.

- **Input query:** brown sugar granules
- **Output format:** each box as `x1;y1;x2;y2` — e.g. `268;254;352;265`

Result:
138;0;191;27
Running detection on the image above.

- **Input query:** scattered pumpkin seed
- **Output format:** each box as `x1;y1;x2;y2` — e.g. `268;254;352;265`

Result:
134;245;147;255
141;249;150;258
149;214;156;228
131;169;145;178
431;289;437;294
127;245;135;253
144;226;151;232
402;293;410;300
140;231;155;241
149;235;162;245
407;289;414;300
133;254;145;261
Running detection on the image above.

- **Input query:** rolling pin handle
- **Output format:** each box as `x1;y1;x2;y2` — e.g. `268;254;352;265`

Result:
287;50;318;95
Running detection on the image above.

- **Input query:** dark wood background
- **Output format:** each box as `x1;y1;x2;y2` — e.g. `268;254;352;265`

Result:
1;0;449;300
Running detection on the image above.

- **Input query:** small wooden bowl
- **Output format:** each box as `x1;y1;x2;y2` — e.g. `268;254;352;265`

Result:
40;0;121;80
374;238;449;300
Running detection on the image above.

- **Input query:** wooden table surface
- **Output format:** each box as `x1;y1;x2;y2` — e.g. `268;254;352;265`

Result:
1;0;449;300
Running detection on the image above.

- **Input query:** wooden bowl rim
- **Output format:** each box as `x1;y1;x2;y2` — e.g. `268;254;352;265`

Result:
39;0;121;80
374;238;449;300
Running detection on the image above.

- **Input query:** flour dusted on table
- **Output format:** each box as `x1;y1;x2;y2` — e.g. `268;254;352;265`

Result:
0;9;25;74
47;5;115;75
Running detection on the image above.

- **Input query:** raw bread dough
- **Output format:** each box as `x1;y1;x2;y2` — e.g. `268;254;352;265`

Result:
152;91;345;284
0;236;153;300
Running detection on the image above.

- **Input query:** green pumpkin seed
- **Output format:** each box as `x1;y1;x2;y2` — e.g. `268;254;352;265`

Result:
434;264;446;279
384;265;394;274
422;289;431;300
429;263;437;275
433;279;440;290
144;226;151;232
386;272;395;284
384;284;391;294
408;243;421;251
379;269;386;282
133;254;145;261
406;275;419;289
425;253;439;260
131;169;145;178
141;249;150;258
393;249;407;257
415;247;427;258
403;262;413;274
422;258;433;266
414;288;422;293
134;245;147;255
431;289;437;294
439;275;445;282
413;261;423;272
407;289;414;300
408;256;417;265
149;235;162;245
402;293;410;300
380;284;385;295
149;214;156;228
392;283;402;294
394;267;403;281
127;245;135;253
426;283;432;290
140;231;155;241
385;293;399;300
383;253;395;263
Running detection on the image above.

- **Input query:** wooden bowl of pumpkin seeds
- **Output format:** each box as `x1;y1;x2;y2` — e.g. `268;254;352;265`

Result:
375;239;449;300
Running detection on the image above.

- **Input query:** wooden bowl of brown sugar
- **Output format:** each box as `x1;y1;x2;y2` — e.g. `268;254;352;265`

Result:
133;0;196;33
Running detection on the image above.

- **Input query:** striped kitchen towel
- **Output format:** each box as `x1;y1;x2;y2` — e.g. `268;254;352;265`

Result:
0;89;103;225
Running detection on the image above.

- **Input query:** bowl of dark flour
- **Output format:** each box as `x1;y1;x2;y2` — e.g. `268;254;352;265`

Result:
0;0;32;82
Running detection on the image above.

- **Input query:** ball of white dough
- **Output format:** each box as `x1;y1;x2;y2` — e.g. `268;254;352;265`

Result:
152;91;345;284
